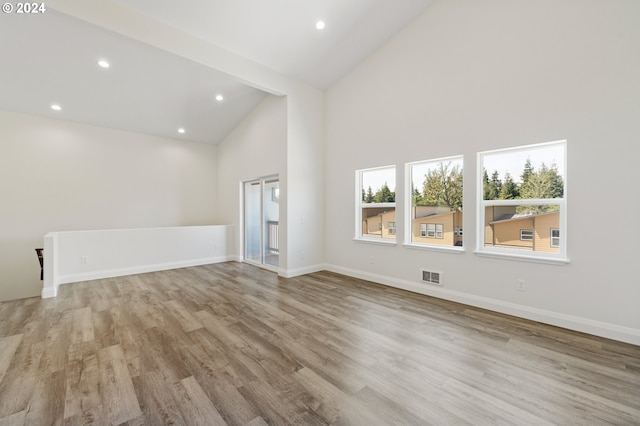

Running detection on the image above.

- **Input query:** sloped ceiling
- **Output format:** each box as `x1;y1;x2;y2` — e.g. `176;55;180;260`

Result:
0;1;435;144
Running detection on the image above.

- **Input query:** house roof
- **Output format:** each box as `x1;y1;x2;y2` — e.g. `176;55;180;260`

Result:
489;211;559;225
414;211;457;221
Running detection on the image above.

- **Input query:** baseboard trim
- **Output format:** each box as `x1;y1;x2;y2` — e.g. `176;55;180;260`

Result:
324;263;640;346
279;263;325;278
41;286;57;299
58;256;236;285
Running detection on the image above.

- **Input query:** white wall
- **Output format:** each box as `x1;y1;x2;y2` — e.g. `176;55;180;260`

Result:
216;95;287;261
325;0;640;344
216;92;325;277
0;110;218;301
47;0;327;283
43;225;233;297
283;85;326;276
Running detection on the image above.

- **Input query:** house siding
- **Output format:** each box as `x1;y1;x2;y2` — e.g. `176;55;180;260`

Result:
494;218;535;249
412;211;462;246
534;213;560;253
486;209;560;252
363;209;396;239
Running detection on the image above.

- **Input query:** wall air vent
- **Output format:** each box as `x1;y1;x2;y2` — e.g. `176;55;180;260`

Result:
421;269;442;286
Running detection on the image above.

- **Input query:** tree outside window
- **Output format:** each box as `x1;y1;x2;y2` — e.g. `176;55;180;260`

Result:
478;141;567;261
407;156;463;248
356;166;396;241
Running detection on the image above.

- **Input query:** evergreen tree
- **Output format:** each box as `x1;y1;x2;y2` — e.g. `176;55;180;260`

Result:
421;162;463;211
412;186;424;206
521;157;534;185
481;157;564;215
483;170;501;200
545;163;564;198
518;162;564;214
482;169;492;200
373;182;395;203
520;163;552;200
490;171;502;197
499;172;519;199
364;186;375;203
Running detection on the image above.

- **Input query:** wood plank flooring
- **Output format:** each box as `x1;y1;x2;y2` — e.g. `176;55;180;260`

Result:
0;262;639;425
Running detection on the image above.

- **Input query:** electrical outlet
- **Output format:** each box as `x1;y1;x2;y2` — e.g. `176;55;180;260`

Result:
517;279;526;291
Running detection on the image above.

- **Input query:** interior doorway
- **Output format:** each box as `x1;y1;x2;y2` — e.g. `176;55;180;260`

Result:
243;176;279;269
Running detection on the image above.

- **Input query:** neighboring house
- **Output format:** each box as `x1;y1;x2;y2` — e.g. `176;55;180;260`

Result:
362;206;463;246
412;206;463;246
362;209;396;239
485;206;560;253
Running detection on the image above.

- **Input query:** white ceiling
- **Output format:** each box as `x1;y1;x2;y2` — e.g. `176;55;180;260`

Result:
0;1;435;144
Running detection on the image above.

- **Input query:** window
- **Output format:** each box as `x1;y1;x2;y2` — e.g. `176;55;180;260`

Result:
551;228;560;247
426;223;444;238
478;140;567;262
520;230;534;241
421;223;445;238
356;165;396;242
406;156;463;249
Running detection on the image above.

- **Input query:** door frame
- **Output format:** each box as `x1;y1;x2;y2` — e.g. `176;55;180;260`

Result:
241;175;279;272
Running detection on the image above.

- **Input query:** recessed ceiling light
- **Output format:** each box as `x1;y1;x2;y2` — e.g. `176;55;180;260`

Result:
178;128;186;134
316;20;326;30
98;60;110;68
50;104;62;111
215;94;224;102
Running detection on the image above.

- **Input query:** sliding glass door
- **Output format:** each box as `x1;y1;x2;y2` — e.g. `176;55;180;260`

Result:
244;176;279;268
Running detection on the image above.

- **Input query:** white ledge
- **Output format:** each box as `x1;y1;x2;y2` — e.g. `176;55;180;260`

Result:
403;243;465;254
353;237;397;247
474;250;570;265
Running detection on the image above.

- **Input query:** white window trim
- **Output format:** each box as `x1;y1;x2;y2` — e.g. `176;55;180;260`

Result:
404;155;465;253
355;166;397;244
476;140;568;264
403;243;465;254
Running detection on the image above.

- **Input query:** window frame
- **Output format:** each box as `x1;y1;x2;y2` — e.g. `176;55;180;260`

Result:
476;140;568;264
355;165;397;245
520;229;534;241
551;228;560;248
404;155;464;254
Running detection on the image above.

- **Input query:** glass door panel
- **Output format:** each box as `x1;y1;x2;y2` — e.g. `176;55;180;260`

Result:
243;176;279;269
244;180;262;264
263;179;279;267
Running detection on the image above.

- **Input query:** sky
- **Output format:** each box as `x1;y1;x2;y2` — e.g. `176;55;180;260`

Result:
482;143;565;184
362;166;396;193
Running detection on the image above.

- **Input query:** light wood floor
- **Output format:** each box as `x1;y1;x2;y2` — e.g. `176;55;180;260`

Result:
1;262;639;425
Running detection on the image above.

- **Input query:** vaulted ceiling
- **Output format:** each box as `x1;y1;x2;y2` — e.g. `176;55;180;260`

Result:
0;1;436;144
